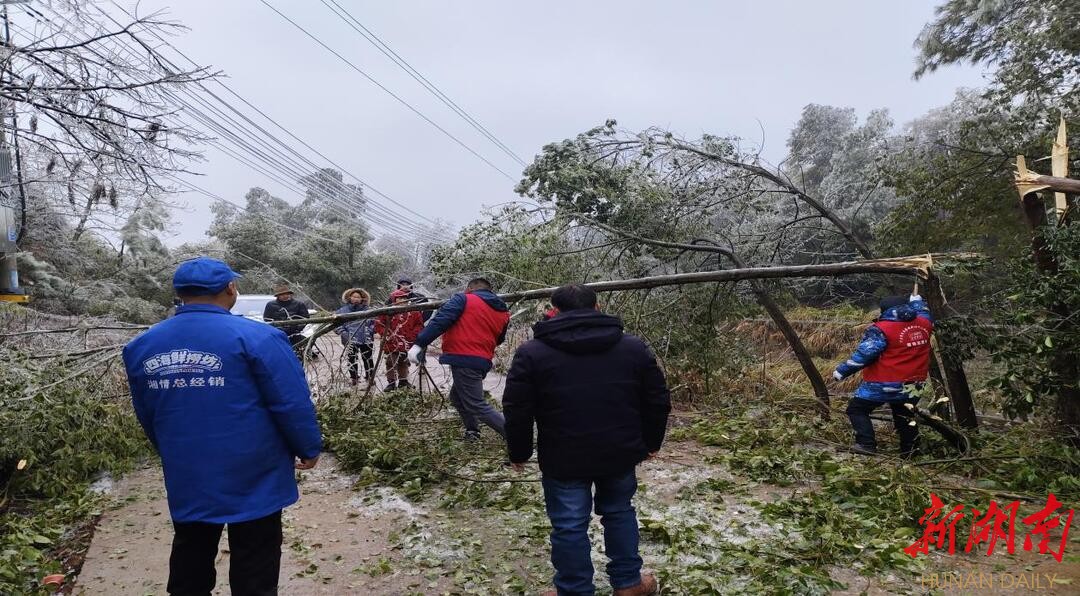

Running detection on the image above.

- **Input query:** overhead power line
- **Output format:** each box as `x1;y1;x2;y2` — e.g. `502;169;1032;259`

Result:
258;0;518;182
99;0;453;239
15;6;438;241
319;0;527;168
39;1;455;242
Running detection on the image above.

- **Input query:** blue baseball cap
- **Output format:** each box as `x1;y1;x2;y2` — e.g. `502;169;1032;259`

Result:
173;257;242;295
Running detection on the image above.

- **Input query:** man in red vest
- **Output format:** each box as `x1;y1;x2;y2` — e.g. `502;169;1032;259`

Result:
832;294;933;457
409;278;511;440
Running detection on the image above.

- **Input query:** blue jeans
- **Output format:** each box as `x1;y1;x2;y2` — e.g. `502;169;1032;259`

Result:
542;470;642;595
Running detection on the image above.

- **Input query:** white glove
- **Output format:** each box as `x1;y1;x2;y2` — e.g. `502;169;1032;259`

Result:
407;344;423;365
910;294;923;302
832;370;844;381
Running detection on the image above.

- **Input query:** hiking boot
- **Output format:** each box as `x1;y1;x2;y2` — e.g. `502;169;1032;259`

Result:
463;430;481;443
846;444;877;456
614;573;659;596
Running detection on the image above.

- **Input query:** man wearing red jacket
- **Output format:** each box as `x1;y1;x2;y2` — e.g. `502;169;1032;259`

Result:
409;278;511;440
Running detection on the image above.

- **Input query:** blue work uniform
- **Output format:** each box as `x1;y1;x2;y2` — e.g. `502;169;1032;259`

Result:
122;304;322;524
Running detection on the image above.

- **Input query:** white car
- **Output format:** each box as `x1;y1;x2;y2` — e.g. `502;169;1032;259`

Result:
231;294;319;338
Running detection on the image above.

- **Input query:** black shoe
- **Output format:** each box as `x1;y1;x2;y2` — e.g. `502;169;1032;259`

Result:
463;430;481;443
385;384;398;392
846;444;877;456
397;380;412;389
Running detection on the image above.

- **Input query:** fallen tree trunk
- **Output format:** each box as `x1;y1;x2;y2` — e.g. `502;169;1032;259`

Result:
1016;172;1080;196
280;255;943;329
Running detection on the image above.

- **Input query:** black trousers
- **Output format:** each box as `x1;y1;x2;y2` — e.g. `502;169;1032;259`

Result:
168;510;282;596
344;342;375;381
845;397;919;453
287;334;305;359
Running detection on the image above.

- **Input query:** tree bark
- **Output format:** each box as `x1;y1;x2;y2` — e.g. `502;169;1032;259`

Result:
712;248;830;415
924;273;978;429
1020;194;1056;272
291;257;937;328
1020;174;1080;196
1016;192;1080;443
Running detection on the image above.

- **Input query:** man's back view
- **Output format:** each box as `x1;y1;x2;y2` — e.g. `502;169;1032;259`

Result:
123;257;322;595
504;284;670;596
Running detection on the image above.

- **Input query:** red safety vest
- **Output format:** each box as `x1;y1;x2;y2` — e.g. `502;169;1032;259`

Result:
862;317;934;383
442;293;510;360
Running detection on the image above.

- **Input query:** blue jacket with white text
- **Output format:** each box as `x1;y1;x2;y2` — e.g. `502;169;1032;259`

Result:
122;304;322;524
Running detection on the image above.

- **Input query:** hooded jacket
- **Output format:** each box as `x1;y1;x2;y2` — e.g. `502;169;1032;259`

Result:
502;309;672;479
834;299;934;402
335;289;375;345
122;304;322;523
414;289;510;372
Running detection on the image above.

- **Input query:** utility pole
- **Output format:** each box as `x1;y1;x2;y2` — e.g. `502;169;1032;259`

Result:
0;0;31;303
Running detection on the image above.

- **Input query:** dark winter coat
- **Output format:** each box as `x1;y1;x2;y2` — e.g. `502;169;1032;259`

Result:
503;309;672;479
263;298;310;338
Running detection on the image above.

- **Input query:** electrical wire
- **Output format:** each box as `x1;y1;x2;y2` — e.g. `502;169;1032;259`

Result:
101;0;454;239
21;4;452;242
319;0;527;167
8;10;412;240
258;0;517;182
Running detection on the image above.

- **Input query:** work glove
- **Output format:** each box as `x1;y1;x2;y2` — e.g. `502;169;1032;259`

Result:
407;344;424;365
832;370;844;381
909;294;923;302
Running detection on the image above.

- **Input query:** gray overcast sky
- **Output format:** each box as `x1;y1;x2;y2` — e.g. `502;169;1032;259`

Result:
121;0;986;246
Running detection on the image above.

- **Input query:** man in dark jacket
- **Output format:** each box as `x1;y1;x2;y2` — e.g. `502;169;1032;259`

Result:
503;284;670;596
409;278;510;439
123;257;322;595
833;294;933;456
263;283;310;351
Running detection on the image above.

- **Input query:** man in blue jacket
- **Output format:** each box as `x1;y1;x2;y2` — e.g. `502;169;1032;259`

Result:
122;257;322;596
504;284;670;596
833;294;934;457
